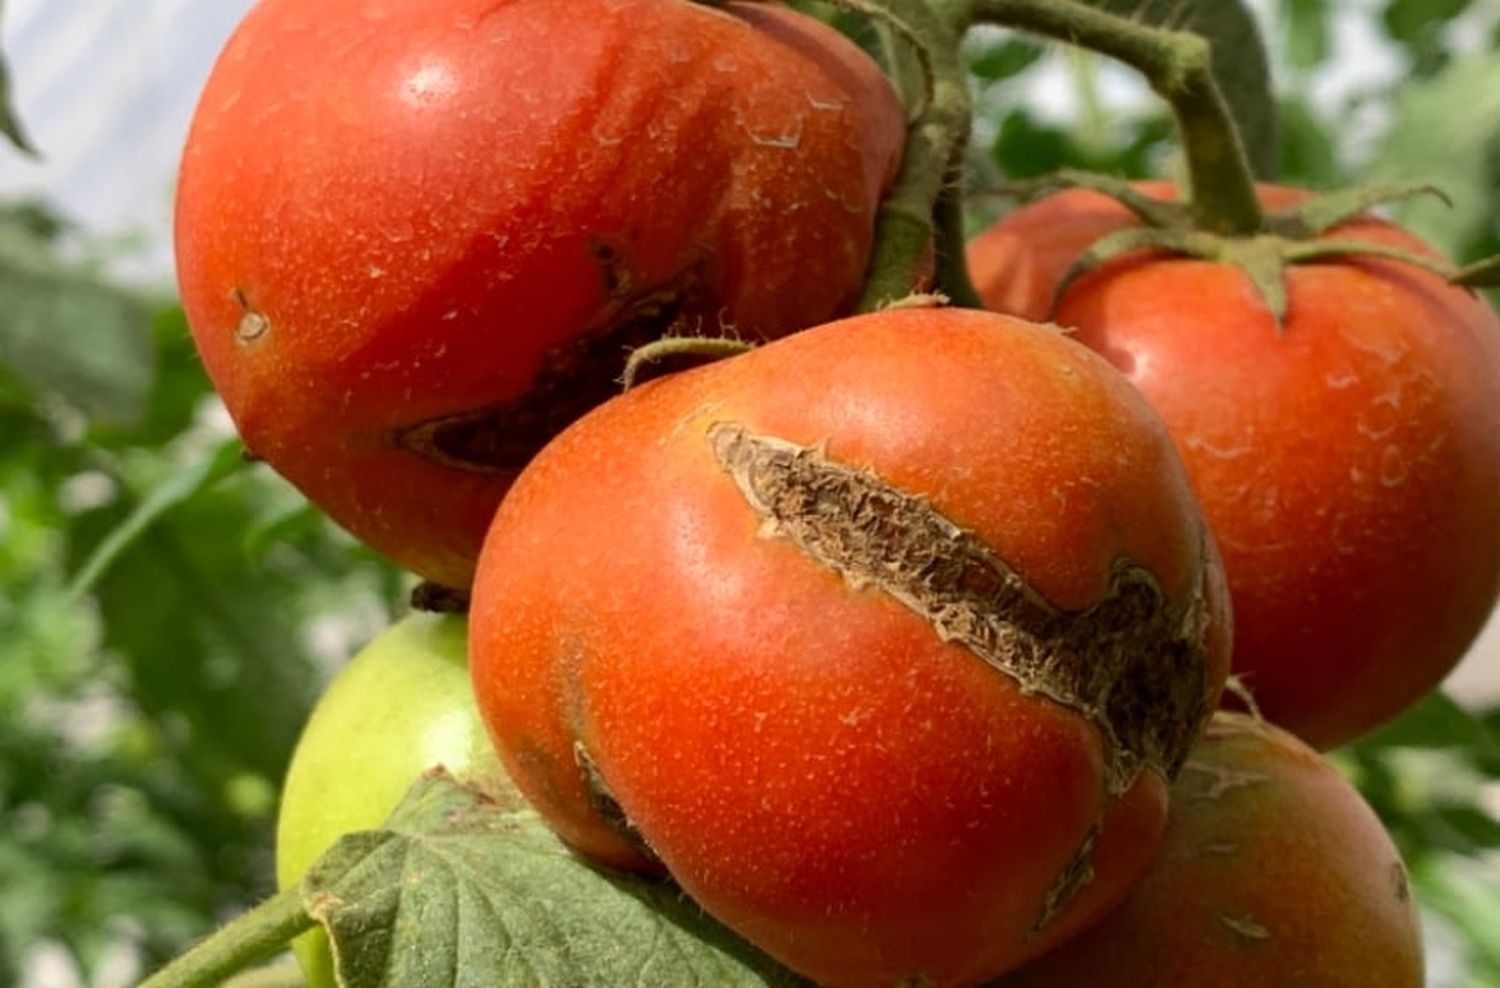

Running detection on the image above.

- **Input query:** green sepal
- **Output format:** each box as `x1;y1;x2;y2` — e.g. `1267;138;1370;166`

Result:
1265;181;1452;238
1282;238;1457;281
1002;168;1187;229
1049;225;1188;318
1217;237;1291;327
1020;170;1468;330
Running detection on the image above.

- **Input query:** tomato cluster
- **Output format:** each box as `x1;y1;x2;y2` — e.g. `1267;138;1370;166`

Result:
172;1;1499;986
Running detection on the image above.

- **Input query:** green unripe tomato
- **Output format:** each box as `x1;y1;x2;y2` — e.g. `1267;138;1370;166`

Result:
275;613;515;987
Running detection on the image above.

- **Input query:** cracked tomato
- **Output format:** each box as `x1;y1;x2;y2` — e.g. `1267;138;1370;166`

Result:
469;307;1231;986
175;0;904;588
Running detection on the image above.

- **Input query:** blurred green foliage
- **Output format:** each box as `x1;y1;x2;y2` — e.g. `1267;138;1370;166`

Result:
1;1;1499;986
0;207;408;983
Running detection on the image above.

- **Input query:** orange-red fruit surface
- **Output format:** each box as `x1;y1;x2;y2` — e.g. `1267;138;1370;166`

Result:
969;183;1500;749
1004;711;1424;988
469;307;1232;987
175;0;904;588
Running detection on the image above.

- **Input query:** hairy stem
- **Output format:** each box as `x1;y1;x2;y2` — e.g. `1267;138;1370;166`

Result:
139;887;314;988
933;159;983;307
968;0;1263;237
849;0;973;310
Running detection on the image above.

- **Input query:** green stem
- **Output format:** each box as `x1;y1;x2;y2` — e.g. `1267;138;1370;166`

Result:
967;0;1263;237
849;0;973;310
139;887;314;988
933;159;983;307
873;20;927;114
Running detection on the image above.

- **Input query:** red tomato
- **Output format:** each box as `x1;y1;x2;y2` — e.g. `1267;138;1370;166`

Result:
1004;712;1424;988
469;307;1231;987
175;0;904;588
969;183;1500;749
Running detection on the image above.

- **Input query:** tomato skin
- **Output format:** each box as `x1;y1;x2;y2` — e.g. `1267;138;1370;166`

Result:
469;308;1230;986
1003;712;1423;988
275;614;517;988
174;0;905;589
969;184;1500;749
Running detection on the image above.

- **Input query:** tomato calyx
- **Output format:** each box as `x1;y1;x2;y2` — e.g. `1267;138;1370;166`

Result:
1011;170;1462;328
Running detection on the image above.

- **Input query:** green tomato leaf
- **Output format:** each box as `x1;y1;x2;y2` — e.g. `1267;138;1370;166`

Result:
1276;96;1343;188
1371;50;1500;259
68;437;247;599
1410;856;1500;976
0;211;153;425
1348;691;1500;757
306;774;810;988
1429;805;1500;852
1280;0;1330;72
1090;0;1279;178
1382;0;1471;45
76;472;321;784
0;0;36;156
967;37;1045;82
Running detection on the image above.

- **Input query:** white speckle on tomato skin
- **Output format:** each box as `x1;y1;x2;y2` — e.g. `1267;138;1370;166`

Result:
400;57;459;107
1378;446;1408;488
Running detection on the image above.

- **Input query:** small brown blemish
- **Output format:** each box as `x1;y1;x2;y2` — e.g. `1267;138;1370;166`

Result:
573;741;659;863
573;743;663;863
231;288;270;345
1392;861;1411;904
589;240;630;296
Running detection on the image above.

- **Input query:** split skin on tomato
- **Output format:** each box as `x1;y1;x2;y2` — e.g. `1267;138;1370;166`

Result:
174;0;905;589
969;183;1500;749
468;308;1232;987
275;613;517;988
1003;711;1423;988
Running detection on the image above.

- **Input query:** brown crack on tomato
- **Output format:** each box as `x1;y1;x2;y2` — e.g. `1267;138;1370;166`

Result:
708;423;1213;793
1032;823;1101;937
394;256;705;475
573;741;660;865
709;423;1215;935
